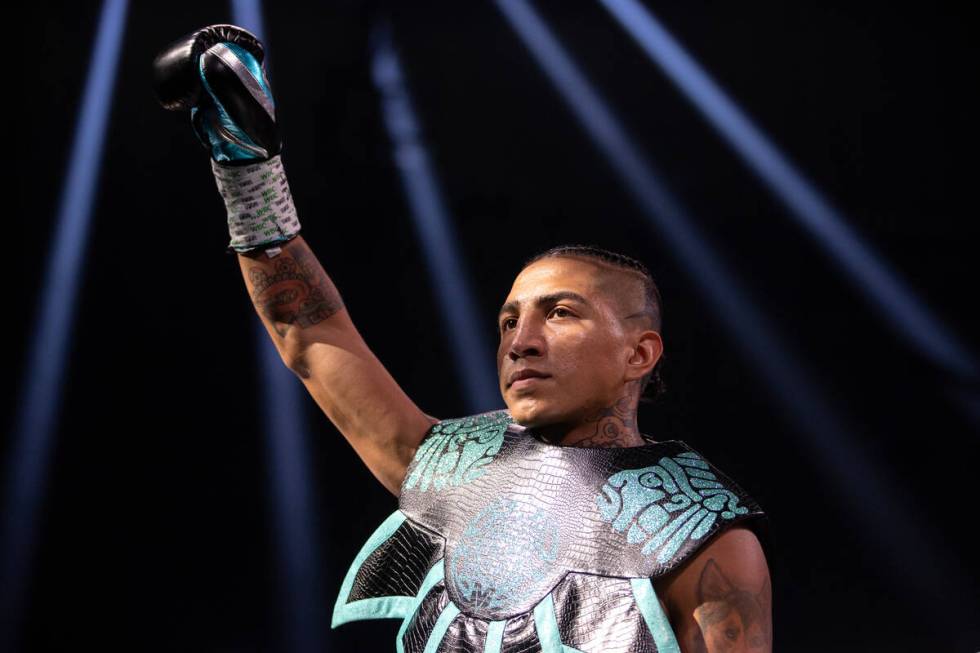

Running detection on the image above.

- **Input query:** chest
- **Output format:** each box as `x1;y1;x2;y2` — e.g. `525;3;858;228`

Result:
401;422;748;622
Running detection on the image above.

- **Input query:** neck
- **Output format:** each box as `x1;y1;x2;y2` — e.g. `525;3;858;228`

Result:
534;388;647;448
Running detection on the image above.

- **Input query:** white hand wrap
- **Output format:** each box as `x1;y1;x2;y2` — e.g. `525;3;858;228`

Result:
211;155;301;256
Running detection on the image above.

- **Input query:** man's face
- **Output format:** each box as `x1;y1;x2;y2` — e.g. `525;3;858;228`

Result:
496;256;645;428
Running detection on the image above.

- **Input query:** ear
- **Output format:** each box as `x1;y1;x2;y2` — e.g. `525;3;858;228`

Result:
624;329;663;382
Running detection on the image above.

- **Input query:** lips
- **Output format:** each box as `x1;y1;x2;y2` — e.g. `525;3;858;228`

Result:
507;368;551;388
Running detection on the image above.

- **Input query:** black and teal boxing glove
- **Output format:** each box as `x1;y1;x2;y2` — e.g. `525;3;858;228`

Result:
153;24;300;254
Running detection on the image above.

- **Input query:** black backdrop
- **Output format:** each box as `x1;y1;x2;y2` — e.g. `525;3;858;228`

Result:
10;1;979;651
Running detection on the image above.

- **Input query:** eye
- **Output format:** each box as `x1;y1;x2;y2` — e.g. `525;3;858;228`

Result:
549;306;573;319
500;317;517;332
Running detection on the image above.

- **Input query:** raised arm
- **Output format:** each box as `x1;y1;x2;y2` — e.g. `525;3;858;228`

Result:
239;235;437;495
152;24;437;496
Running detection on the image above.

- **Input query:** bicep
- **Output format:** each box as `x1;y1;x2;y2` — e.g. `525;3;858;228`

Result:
663;526;772;653
293;310;439;496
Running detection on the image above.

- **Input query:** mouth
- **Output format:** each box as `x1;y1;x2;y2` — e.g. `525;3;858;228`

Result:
507;369;552;389
509;377;551;391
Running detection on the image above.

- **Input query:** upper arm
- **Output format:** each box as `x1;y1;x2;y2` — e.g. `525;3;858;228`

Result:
294;313;439;496
658;525;772;653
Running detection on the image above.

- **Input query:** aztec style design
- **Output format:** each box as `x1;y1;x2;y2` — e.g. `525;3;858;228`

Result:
333;409;766;652
403;410;510;492
597;452;750;564
449;497;561;613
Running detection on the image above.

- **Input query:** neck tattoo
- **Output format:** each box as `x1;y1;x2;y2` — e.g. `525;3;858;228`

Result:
538;386;648;448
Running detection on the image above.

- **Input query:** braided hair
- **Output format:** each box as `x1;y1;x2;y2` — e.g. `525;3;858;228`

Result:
522;244;666;404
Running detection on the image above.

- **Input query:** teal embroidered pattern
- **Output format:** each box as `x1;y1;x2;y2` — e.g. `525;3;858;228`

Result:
403;410;512;492
597;452;749;563
449;498;560;612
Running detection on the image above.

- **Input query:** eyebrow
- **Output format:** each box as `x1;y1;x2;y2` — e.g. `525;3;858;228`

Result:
497;291;592;319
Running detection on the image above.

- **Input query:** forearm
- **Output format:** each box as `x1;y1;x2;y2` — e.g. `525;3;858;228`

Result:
238;235;434;494
238;234;345;361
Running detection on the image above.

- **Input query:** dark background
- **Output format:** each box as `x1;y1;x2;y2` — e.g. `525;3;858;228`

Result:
10;1;979;651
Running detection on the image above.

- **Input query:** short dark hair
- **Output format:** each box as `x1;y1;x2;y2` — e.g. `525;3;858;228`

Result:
521;244;666;404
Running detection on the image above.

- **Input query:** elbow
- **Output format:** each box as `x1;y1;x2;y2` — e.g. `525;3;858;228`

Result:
280;331;313;378
284;355;312;380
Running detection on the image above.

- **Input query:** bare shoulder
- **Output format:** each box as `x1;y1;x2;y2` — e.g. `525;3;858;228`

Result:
654;525;772;652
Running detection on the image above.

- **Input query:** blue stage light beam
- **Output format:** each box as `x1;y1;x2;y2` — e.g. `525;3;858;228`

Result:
370;23;501;414
255;326;328;653
495;0;976;628
0;1;129;647
599;0;979;385
231;3;327;652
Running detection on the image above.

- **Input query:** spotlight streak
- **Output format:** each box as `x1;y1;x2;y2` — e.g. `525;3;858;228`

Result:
495;0;972;626
370;22;501;414
599;0;978;383
232;4;327;651
1;1;130;647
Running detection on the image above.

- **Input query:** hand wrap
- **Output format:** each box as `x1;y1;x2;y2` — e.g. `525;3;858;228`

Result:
211;155;300;256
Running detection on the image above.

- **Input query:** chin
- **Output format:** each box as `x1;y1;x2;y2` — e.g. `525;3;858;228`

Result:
506;395;563;428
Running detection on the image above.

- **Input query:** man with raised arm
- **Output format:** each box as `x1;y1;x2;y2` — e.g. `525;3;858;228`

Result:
153;25;772;653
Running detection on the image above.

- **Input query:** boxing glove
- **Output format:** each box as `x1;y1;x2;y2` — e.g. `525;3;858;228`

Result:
152;24;300;254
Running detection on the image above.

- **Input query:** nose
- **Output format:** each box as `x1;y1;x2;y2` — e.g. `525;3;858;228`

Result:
506;315;546;361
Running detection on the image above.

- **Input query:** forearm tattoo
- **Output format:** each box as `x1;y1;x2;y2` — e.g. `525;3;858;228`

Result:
241;241;344;338
690;559;772;652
